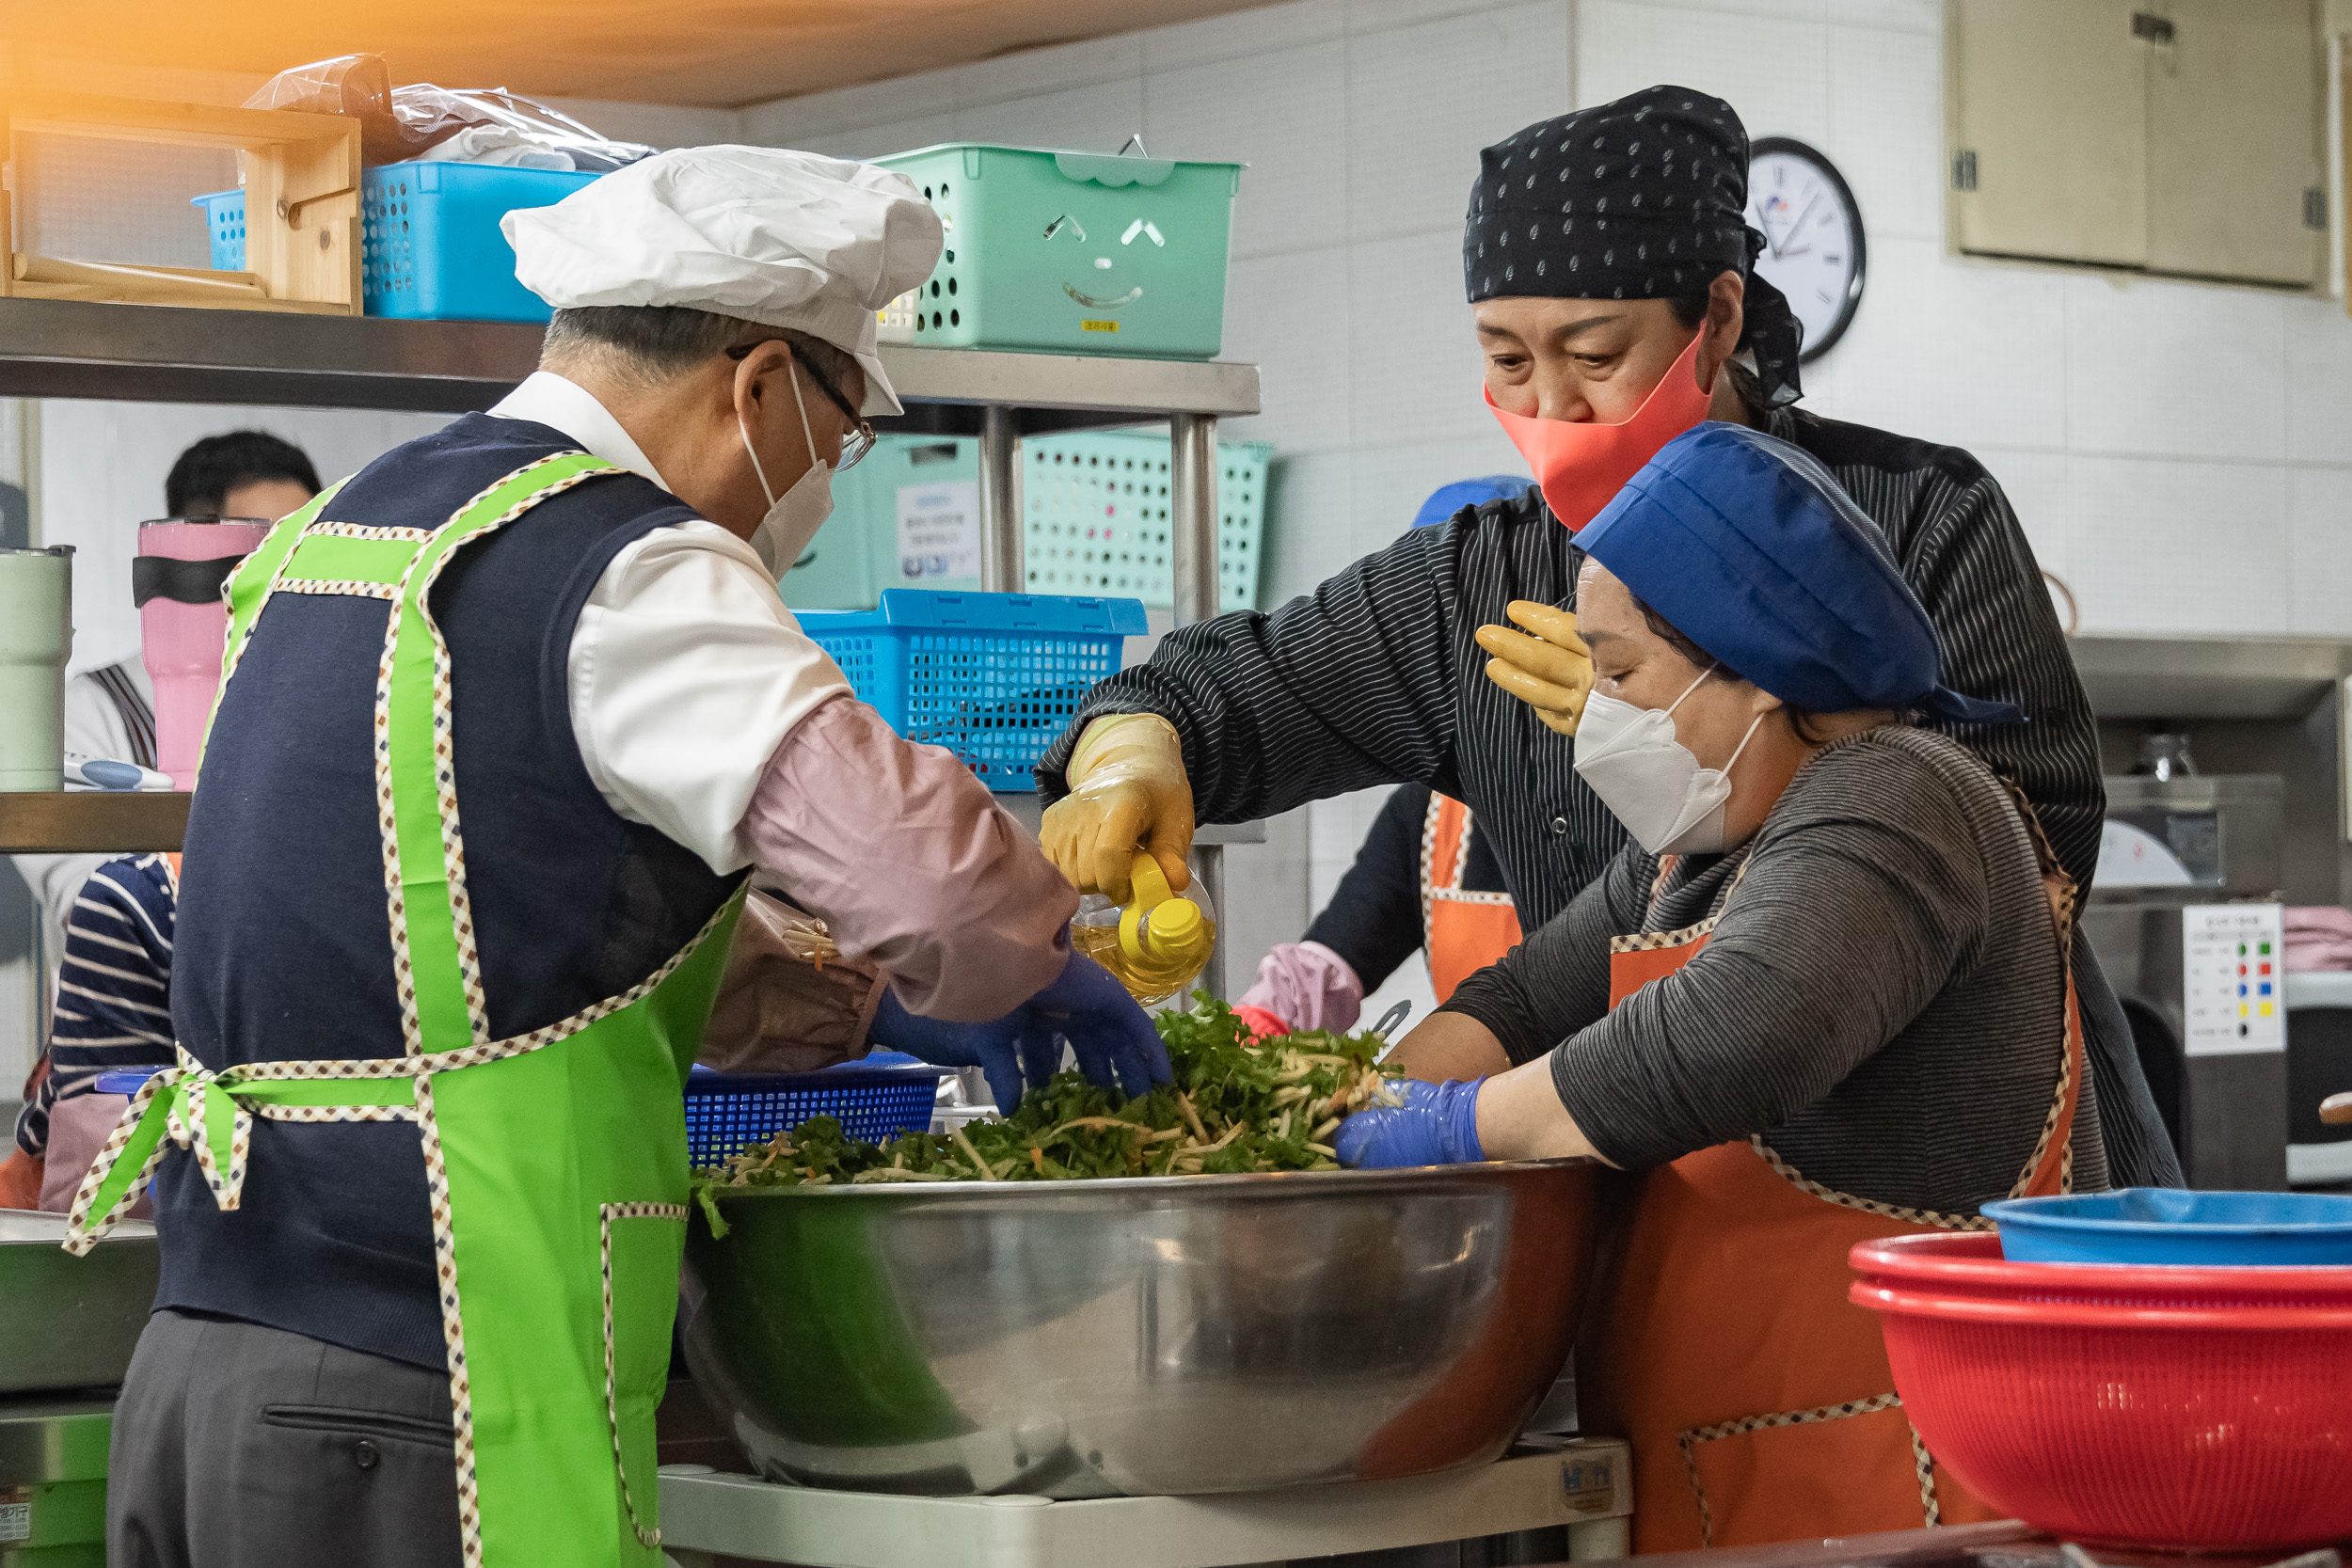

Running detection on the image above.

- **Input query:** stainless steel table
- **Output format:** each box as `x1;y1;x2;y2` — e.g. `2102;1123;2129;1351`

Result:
658;1441;1631;1568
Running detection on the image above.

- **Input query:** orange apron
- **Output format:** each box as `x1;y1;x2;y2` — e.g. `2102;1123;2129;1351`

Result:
1583;806;2083;1552
1421;794;1523;1001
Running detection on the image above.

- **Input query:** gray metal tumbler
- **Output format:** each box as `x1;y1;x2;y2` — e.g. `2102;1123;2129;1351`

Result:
0;546;74;792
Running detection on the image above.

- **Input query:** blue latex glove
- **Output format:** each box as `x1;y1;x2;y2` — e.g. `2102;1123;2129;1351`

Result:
1023;947;1173;1099
867;990;1029;1111
1335;1078;1487;1169
866;948;1171;1110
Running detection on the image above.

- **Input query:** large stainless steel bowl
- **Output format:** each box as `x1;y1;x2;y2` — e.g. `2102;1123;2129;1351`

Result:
680;1161;1597;1497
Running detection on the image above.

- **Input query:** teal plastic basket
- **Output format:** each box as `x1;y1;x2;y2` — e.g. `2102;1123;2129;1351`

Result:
1023;430;1268;610
797;590;1147;791
783;431;1266;613
194;163;598;321
872;144;1242;359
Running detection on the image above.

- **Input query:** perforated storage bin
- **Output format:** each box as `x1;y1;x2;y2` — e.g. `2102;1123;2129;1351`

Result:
787;431;1266;613
684;1067;949;1170
1024;431;1268;612
195;163;599;321
797;590;1148;791
872;143;1243;359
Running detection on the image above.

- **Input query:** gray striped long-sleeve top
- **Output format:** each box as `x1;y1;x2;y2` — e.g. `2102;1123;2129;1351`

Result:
1443;725;2107;1214
1039;404;2183;1189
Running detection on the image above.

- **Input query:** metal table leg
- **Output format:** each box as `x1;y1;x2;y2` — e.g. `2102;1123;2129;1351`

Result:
977;404;1021;593
1169;411;1222;996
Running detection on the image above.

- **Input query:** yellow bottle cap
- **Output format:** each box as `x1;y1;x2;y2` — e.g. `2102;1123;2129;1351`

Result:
1145;895;1207;962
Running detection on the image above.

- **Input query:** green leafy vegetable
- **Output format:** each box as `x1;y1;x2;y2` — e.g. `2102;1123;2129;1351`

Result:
694;996;1400;1227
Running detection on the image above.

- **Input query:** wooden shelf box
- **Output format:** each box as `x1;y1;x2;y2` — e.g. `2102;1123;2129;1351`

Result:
0;90;359;314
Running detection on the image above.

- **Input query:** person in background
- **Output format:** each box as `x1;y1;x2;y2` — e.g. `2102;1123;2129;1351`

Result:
0;854;177;1212
1341;423;2095;1546
1233;477;1530;1037
1038;85;2179;1191
8;431;319;982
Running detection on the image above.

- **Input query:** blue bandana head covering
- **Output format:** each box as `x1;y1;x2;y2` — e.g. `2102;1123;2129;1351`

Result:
1577;424;2024;725
1412;475;1534;530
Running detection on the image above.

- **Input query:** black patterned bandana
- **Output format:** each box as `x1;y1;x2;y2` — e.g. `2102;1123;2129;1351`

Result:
1462;85;1804;407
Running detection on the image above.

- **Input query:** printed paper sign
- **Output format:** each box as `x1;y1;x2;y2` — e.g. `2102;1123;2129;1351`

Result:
2182;903;2286;1056
0;1494;29;1544
896;480;979;581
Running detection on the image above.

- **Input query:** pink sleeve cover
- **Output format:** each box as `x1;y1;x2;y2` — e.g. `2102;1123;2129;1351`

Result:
1236;940;1366;1033
737;695;1076;1022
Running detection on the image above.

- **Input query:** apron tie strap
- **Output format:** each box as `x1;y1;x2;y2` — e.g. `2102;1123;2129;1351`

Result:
62;1055;418;1255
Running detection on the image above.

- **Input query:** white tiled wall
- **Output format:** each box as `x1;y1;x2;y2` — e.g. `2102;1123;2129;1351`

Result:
736;0;2352;977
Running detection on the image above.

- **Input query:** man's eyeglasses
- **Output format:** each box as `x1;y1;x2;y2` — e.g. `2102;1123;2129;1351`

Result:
727;341;875;469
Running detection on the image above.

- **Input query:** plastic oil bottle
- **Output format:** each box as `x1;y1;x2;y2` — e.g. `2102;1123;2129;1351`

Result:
1072;851;1217;1006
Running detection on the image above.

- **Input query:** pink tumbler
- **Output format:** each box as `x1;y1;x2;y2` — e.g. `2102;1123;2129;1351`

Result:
135;519;270;789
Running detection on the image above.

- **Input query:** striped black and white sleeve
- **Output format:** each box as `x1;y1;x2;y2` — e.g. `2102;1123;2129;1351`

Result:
1036;524;1469;819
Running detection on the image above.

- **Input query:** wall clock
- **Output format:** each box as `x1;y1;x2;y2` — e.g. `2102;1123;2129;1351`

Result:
1746;136;1866;362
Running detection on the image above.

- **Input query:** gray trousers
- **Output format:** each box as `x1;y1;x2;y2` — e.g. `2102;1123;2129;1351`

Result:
109;1308;461;1568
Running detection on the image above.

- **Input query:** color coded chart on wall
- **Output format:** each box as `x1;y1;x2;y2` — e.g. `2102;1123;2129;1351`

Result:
2181;903;2286;1056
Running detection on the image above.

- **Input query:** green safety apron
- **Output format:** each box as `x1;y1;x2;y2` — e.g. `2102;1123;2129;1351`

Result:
65;452;746;1568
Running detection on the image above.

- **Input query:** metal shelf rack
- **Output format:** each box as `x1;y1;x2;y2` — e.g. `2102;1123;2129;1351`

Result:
0;298;1262;989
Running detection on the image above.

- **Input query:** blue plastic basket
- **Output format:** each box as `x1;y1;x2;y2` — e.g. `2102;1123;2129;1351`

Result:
684;1066;949;1169
194;163;598;322
797;589;1148;791
1984;1189;2352;1266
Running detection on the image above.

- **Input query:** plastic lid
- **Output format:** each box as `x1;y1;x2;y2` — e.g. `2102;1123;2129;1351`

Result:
1144;896;1206;959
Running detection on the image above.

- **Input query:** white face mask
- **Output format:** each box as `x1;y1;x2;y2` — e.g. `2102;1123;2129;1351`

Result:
738;360;834;578
1572;666;1766;856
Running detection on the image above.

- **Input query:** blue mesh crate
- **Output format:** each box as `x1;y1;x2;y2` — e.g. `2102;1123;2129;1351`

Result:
194;164;598;322
797;590;1148;792
684;1066;950;1170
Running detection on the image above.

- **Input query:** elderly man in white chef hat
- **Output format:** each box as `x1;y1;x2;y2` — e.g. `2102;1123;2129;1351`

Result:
88;148;1164;1568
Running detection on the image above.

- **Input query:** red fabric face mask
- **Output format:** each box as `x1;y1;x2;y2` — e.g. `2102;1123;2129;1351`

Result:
1486;331;1717;531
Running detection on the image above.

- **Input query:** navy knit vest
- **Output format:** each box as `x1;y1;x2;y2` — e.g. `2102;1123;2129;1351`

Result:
160;414;742;1369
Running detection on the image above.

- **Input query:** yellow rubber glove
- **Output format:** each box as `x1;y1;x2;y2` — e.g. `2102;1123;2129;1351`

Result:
1474;601;1595;736
1041;713;1196;897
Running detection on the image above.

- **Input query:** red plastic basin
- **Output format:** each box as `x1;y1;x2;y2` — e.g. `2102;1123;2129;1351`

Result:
1850;1231;2352;1550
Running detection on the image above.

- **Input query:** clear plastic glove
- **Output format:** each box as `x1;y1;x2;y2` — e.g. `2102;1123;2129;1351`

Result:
1335;1078;1487;1169
828;1051;928;1070
1041;713;1195;897
1474;601;1594;737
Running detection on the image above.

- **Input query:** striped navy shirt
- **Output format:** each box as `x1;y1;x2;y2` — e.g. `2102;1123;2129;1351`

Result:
13;855;176;1161
1040;404;2183;1189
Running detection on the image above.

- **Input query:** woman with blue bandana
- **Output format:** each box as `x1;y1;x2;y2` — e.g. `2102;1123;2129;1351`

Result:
1341;423;2095;1549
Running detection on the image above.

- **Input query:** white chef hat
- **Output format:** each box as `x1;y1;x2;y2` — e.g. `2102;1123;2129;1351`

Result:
502;145;943;415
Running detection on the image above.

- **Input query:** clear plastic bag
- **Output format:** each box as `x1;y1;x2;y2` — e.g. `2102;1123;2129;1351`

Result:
243;54;653;171
242;53;420;165
388;84;654;173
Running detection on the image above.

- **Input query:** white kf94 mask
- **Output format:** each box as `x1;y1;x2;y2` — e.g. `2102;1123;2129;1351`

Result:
738;360;835;578
1571;666;1765;856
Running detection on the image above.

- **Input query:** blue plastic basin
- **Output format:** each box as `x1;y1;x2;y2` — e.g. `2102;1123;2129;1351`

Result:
1983;1188;2352;1266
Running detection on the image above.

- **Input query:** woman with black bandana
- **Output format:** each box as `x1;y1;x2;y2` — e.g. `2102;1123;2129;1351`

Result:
1036;84;2178;1198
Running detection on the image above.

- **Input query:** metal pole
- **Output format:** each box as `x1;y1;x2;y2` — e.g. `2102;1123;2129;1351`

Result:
1189;842;1228;1002
1169;412;1225;995
1168;412;1218;626
977;404;1021;593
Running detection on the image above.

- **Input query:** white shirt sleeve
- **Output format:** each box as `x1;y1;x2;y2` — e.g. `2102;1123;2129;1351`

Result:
565;518;850;874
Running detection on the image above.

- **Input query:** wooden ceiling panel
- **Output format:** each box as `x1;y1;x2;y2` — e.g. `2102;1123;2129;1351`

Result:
2;0;1274;109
